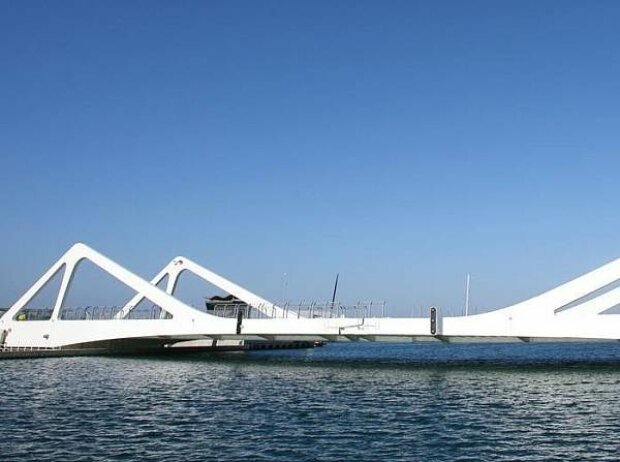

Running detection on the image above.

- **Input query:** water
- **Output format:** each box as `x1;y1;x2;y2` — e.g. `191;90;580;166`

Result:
2;342;620;461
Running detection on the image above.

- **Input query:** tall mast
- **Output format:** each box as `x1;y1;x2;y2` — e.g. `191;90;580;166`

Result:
465;273;471;316
331;273;339;306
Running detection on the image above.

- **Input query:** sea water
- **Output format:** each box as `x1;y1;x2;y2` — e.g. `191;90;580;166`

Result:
2;342;620;461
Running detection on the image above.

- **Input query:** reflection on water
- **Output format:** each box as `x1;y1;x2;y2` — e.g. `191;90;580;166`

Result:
2;342;620;461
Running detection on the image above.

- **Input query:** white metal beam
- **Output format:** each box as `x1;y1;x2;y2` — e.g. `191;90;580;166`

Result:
116;256;284;319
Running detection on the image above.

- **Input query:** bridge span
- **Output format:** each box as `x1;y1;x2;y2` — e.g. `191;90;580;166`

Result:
2;243;620;356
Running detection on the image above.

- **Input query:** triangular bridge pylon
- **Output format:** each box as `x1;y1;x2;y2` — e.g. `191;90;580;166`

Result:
115;256;285;319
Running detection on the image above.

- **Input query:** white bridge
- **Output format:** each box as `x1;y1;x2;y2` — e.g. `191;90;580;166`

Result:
2;243;620;353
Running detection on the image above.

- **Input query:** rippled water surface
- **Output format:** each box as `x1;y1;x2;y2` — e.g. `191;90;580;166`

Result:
3;342;620;461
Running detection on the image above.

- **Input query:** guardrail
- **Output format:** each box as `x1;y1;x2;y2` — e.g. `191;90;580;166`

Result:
4;300;386;321
61;306;172;320
207;300;386;319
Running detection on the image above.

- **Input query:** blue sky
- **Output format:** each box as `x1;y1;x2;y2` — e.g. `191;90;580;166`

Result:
1;1;620;315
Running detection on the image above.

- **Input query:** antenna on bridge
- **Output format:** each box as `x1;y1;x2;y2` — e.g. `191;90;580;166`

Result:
331;273;339;306
464;273;471;316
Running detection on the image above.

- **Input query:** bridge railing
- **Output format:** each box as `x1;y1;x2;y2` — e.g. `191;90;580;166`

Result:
6;301;386;321
202;301;386;319
60;305;172;320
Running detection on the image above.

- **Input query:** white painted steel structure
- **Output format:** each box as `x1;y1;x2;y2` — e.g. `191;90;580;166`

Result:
3;243;620;350
115;255;286;320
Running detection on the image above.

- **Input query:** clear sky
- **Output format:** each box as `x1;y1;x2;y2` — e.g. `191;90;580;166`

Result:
1;1;620;315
